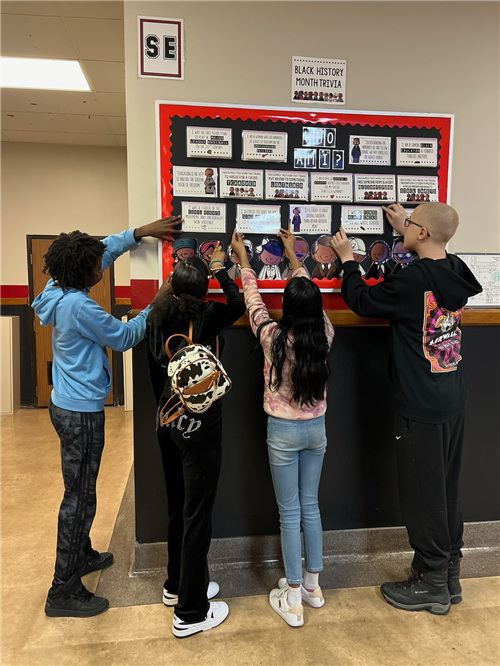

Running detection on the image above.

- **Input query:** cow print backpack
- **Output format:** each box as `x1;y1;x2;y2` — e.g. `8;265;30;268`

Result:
158;321;232;426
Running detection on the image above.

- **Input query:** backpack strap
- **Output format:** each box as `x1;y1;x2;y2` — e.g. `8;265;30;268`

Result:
164;320;195;359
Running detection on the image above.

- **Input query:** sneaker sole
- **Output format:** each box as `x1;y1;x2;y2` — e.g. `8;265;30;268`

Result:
302;595;325;609
172;609;229;638
269;596;304;628
45;600;109;618
381;591;450;616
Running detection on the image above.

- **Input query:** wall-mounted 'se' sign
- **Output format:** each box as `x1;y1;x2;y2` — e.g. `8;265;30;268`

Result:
138;16;184;79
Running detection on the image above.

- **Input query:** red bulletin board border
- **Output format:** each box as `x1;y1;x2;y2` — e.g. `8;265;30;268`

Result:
156;102;453;309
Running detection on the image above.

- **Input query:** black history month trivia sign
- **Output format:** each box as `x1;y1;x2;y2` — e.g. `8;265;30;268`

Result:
292;56;347;105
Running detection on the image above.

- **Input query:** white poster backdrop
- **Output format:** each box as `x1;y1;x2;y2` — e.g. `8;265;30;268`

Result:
219;168;263;198
181;202;226;233
341;206;384;234
396;137;438;167
186;127;232;159
265;170;309;200
173;166;217;197
397;175;439;203
456;254;500;307
354;174;396;203
292;56;346;105
236;205;281;234
242;131;288;162
311;173;353;202
349;136;391;166
288;204;331;235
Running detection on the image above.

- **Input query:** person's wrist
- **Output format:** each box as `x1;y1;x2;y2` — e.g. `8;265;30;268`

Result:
134;225;148;241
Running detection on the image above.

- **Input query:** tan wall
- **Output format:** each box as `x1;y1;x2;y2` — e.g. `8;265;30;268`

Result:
1;142;130;286
124;0;499;280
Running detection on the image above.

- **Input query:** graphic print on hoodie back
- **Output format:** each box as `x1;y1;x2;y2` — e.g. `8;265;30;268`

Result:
422;291;462;373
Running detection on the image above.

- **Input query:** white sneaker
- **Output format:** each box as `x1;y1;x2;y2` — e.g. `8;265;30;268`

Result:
163;581;220;607
269;585;304;627
278;577;325;608
172;601;229;638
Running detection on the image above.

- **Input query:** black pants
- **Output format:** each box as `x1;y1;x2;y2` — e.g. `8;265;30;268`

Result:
49;401;105;588
156;402;222;623
395;412;465;573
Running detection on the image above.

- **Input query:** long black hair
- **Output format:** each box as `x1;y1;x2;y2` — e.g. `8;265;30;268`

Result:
150;257;209;328
43;231;105;291
258;276;330;406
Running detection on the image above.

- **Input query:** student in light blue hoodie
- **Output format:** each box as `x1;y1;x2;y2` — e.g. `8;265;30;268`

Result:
32;215;182;618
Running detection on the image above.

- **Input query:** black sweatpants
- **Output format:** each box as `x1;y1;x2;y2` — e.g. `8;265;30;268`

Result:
395;412;465;573
156;402;222;623
49;401;105;588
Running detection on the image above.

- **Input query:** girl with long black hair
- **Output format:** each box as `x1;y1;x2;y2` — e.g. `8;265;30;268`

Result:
231;228;334;628
146;245;245;638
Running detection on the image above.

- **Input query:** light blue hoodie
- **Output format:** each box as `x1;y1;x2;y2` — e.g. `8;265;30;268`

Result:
32;229;151;412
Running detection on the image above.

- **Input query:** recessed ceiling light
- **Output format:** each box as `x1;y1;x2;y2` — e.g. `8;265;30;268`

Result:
0;57;91;91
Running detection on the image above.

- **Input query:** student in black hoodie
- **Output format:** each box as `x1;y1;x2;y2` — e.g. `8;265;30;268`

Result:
331;202;482;616
145;245;245;638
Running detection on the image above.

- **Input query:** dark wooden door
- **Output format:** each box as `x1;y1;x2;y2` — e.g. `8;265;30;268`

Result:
30;237;114;407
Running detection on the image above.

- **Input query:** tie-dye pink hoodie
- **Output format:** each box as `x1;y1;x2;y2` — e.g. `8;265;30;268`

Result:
241;266;334;421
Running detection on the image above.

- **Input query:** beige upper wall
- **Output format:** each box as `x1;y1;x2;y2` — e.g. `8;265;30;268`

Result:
1;142;130;286
124;1;499;279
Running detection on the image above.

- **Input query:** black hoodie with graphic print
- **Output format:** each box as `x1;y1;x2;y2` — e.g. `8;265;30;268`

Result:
341;254;482;423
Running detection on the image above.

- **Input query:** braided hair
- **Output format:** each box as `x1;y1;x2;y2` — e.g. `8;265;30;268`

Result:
42;231;105;291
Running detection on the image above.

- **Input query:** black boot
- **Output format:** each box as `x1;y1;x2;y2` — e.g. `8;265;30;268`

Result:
78;548;114;577
381;567;450;615
45;572;109;618
448;558;462;604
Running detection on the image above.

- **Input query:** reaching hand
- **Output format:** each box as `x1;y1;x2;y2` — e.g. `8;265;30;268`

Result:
152;273;174;303
134;215;183;241
231;229;250;267
277;228;296;258
331;228;354;263
382;204;406;235
210;241;227;267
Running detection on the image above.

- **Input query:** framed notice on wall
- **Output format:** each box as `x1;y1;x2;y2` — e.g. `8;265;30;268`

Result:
157;101;453;297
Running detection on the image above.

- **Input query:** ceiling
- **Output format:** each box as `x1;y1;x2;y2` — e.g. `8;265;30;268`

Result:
0;1;126;147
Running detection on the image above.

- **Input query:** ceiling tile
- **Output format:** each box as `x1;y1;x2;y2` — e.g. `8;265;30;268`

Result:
1;2;60;16
60;2;124;20
108;116;126;134
1;89;103;115
1;130;119;146
0;14;77;59
95;92;125;116
83;60;125;93
116;135;127;147
66;18;124;62
2;111;110;134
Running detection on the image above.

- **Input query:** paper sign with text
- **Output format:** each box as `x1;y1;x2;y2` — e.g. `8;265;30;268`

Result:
292;56;346;105
186;127;232;159
349;136;391;166
396;137;438;167
310;173;353;202
173;166;218;197
397;175;439;203
354;174;396;203
288;204;332;235
242;131;288;162
181;202;226;233
341;206;384;234
236;205;282;234
265;170;309;200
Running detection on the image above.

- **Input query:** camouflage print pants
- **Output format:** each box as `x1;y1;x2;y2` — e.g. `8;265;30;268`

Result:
49;401;105;587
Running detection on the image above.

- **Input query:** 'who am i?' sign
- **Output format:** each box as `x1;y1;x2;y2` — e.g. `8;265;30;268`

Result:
138;16;184;79
292;56;346;105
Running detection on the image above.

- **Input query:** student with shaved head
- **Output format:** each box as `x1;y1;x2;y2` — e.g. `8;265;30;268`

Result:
331;202;482;616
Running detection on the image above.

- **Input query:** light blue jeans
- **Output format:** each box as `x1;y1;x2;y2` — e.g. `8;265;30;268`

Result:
267;414;327;584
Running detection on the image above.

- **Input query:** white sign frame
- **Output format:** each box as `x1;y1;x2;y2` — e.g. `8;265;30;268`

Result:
397;175;439;204
138;16;184;79
349;135;392;166
396;137;438;167
288;204;332;235
219;168;264;199
310;173;353;202
354;174;396;203
292;56;346;105
242;130;288;162
265;170;309;201
172;165;218;198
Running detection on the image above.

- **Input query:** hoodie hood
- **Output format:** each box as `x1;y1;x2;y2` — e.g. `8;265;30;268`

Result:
415;254;482;312
32;280;71;326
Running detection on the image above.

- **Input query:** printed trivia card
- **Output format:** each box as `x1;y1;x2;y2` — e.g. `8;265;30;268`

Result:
186;127;232;159
354;174;396;203
396;137;438;167
173;166;218;197
265;170;309;200
340;206;384;234
288;204;331;235
219;168;264;199
181;202;226;233
310;173;352;202
349;136;391;166
242;130;288;162
236;204;282;234
397;175;439;203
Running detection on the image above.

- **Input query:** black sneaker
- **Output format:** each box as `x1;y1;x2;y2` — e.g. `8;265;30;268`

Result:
448;558;462;604
45;575;109;618
380;567;450;615
78;549;114;577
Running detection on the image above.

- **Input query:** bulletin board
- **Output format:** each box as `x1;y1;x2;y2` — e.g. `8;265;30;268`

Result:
157;101;453;308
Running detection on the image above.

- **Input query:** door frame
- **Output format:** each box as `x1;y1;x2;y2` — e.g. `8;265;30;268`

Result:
27;234;117;407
